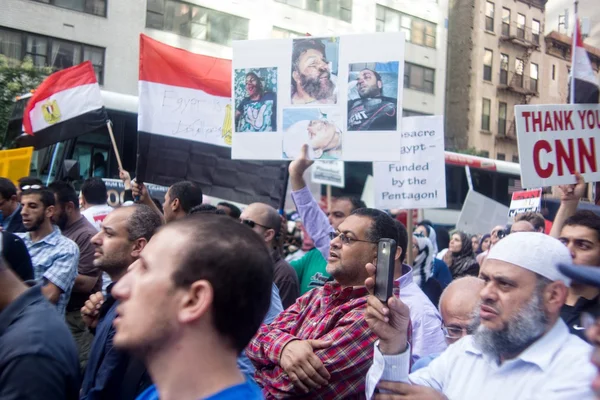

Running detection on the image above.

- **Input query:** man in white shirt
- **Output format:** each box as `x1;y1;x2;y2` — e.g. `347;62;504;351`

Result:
365;232;595;400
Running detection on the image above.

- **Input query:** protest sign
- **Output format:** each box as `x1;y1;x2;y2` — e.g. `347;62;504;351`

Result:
102;179;168;207
231;33;405;161
515;103;600;187
456;190;510;235
373;116;446;209
0;147;33;185
508;189;542;217
311;160;345;188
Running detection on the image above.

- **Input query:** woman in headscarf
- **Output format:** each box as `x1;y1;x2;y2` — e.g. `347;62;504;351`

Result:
443;230;479;279
476;233;491;255
412;235;452;306
415;222;439;256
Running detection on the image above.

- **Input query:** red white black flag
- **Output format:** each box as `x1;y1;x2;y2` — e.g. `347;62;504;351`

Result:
570;18;600;104
23;61;108;148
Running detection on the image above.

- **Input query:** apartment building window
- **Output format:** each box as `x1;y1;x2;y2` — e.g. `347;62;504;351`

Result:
485;1;495;32
483;49;493;81
517;13;526;39
376;6;436;48
497;153;506;161
146;0;249;46
481;151;490;158
501;8;510;36
498;101;507;135
515;58;524;87
500;53;509;84
512;155;519;163
404;62;435;93
32;0;107;17
532;19;540;44
530;63;539;92
276;0;352;23
272;27;303;38
0;27;105;83
482;98;491;131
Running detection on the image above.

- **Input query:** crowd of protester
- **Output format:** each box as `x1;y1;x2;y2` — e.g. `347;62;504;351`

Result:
1;149;600;399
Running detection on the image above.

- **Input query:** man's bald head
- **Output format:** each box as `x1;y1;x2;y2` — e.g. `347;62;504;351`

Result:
240;203;281;245
439;277;484;344
510;220;535;234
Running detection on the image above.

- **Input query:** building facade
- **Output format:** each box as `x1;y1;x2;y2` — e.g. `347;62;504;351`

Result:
0;0;448;117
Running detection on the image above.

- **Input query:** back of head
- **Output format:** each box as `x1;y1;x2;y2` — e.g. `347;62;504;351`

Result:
0;178;17;201
439;276;484;316
564;210;600;240
217;202;241;219
351;208;398;243
169;215;273;353
1;231;34;281
189;204;226;216
394;220;409;263
515;212;545;232
48;181;79;210
125;204;163;242
81;177;108;205
169;181;203;214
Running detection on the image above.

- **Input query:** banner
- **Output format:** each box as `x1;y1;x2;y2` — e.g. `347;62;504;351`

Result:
102;178;169;207
456;190;510;235
515;103;600;187
231;33;405;161
311;160;345;188
508;189;542;217
373;116;446;209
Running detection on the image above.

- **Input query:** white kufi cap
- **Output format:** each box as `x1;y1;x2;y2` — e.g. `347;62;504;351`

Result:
487;232;572;286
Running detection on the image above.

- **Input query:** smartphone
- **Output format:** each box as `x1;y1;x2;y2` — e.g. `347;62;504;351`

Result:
374;238;397;303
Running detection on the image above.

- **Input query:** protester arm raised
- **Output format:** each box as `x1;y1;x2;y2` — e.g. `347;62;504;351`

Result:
549;173;585;238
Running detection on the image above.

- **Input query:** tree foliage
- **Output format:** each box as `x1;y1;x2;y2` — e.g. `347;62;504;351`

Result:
0;55;52;146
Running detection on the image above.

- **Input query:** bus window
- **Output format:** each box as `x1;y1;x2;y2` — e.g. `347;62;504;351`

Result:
71;132;111;181
445;165;468;210
30;142;67;184
470;169;494;199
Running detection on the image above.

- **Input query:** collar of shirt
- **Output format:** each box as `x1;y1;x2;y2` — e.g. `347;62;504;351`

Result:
0;284;43;336
464;318;571;372
321;281;368;307
2;204;20;229
21;225;63;247
394;264;414;291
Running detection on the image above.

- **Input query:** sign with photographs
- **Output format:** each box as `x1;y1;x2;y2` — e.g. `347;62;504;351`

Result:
231;33;405;161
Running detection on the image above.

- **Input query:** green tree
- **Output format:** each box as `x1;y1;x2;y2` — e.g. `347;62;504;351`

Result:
0;55;52;146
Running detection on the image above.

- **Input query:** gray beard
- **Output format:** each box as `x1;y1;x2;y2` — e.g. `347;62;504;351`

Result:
473;289;549;361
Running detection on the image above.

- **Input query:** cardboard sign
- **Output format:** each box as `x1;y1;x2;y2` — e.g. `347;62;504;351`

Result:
231;33;405;161
102;179;169;207
456;190;510;235
311;160;345;188
0;147;33;185
515;104;600;187
373;116;446;209
508;189;542;217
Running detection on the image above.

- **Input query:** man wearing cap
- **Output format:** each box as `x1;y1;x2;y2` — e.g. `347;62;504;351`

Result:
365;232;595;399
291;38;337;105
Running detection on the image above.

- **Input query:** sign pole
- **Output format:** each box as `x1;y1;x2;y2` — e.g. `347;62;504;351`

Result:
406;209;414;266
107;121;123;171
326;184;332;213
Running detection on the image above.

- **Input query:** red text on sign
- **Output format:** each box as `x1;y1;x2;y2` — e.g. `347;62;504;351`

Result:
533;137;597;178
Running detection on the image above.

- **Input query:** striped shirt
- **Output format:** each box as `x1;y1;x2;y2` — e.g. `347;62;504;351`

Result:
18;226;79;315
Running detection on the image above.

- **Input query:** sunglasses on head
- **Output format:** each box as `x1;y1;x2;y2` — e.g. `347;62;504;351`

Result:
240;218;273;230
21;185;43;191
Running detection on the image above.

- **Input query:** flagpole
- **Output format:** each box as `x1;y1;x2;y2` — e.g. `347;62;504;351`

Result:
46;143;60;186
570;0;578;105
106;120;124;171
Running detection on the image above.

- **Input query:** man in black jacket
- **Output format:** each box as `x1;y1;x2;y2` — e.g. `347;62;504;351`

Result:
0;178;25;233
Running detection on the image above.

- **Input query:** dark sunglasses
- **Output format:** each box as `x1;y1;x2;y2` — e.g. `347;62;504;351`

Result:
240;218;273;230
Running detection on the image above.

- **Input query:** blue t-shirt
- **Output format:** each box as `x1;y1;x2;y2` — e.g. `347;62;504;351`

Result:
136;380;263;400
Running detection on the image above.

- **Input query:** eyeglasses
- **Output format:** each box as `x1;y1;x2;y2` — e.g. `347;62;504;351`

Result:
240;219;273;230
328;231;377;245
20;185;42;191
442;325;475;339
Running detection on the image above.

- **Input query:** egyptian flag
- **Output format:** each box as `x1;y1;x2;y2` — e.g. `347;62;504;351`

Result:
570;18;600;104
136;35;288;208
23;61;107;149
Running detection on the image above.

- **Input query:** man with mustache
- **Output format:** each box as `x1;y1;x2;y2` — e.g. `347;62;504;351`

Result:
365;232;595;399
236;71;277;132
291;39;337;105
348;68;397;131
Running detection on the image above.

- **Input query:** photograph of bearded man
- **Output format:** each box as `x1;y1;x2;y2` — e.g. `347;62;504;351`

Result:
290;38;338;105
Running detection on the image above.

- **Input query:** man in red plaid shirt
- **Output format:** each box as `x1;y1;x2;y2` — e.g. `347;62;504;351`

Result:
247;208;405;399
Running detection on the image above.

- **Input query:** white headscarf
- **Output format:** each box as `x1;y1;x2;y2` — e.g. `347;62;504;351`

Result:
413;235;434;287
426;225;439;256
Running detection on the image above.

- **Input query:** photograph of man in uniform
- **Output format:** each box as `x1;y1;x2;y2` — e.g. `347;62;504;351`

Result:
291;38;338;105
347;63;398;131
235;70;277;132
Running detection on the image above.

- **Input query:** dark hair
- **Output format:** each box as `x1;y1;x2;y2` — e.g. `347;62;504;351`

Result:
0;178;17;201
125;204;163;242
362;68;382;83
394;220;409;263
245;72;264;94
515;212;545;232
189;204;226;216
81;177;108;205
2;231;33;281
564;211;600;241
168;181;203;214
21;188;55;208
217;202;241;219
338;196;367;212
292;39;326;72
263;205;283;238
351;208;398;244
93;152;105;167
170;215;273;353
48;181;79;210
18;177;43;189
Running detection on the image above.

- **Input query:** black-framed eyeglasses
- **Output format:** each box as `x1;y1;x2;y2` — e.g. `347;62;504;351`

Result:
442;325;475;339
240;218;273;230
329;231;377;245
21;185;43;191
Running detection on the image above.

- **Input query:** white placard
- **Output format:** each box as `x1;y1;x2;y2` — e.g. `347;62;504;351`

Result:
456;190;510;235
311;160;345;188
515;103;600;187
373;116;446;209
231;33;405;161
508;189;542;217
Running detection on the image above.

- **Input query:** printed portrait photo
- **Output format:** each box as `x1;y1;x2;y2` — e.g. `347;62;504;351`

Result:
282;108;342;160
234;67;278;132
290;37;339;105
347;62;399;131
